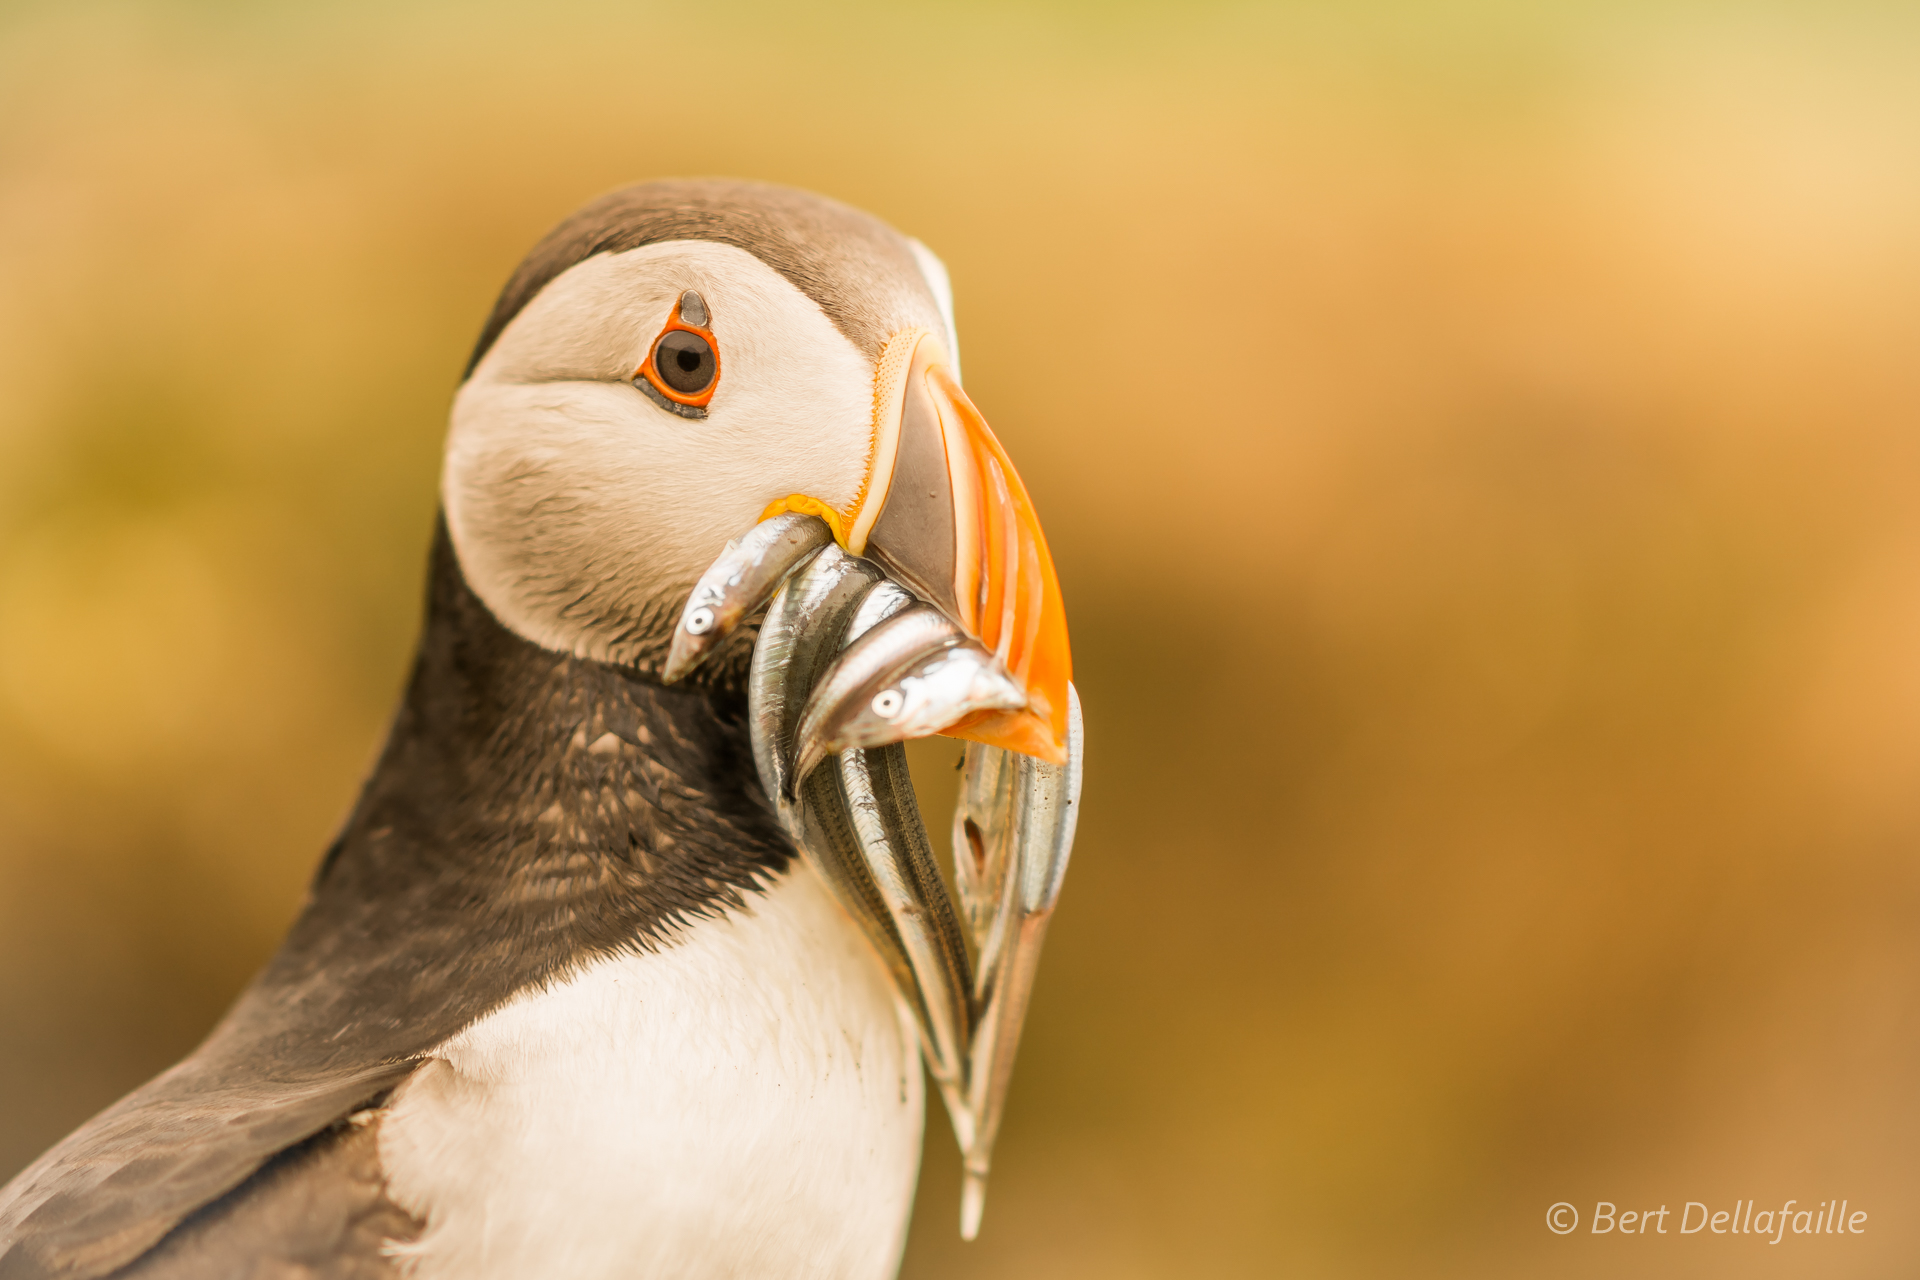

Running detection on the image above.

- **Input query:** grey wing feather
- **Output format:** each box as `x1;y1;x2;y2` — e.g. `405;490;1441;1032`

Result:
109;1113;420;1280
0;1046;418;1280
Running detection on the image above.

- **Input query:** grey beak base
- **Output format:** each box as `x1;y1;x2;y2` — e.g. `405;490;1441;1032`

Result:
865;362;963;625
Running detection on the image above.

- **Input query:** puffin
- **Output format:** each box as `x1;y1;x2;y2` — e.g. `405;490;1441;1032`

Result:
0;179;1078;1280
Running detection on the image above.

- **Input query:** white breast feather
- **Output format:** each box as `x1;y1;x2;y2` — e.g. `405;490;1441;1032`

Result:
377;862;925;1280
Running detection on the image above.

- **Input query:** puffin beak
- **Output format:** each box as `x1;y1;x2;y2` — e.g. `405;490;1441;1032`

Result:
741;330;1081;1241
764;329;1071;763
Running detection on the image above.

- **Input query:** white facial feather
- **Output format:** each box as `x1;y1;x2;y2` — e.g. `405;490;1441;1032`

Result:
378;863;925;1280
444;241;875;666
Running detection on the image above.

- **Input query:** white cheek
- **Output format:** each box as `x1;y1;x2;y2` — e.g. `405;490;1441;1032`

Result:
708;330;871;511
444;382;703;658
453;382;763;535
443;379;871;663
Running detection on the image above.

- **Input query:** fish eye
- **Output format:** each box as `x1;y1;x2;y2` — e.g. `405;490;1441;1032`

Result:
635;290;721;417
655;331;714;395
872;689;905;719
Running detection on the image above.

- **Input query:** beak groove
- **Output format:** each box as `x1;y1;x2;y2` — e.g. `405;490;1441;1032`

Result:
861;334;1071;764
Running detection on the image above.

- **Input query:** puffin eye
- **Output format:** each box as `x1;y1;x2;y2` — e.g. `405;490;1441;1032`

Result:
634;290;722;418
655;330;715;395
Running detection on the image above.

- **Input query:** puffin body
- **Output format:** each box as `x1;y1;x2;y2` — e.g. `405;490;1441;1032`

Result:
0;179;1072;1279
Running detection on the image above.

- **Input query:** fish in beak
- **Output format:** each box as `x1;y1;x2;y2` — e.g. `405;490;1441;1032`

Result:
661;328;1082;1241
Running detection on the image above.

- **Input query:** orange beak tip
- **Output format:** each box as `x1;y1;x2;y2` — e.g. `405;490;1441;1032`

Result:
940;706;1069;765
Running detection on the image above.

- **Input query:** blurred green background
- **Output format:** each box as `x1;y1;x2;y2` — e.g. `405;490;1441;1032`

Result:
3;1;1919;1275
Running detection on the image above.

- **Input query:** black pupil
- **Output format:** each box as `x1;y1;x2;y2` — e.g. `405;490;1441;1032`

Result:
655;330;714;395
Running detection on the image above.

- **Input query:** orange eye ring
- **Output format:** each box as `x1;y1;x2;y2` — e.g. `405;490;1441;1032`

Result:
635;291;721;416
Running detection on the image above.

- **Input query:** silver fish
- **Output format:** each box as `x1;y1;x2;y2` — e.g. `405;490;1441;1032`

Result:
748;549;975;1111
952;685;1083;1239
831;586;975;1123
662;511;833;683
788;604;1025;788
703;516;1083;1243
844;576;917;638
746;543;880;806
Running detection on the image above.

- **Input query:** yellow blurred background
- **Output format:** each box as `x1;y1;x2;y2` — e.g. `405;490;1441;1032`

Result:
3;1;1919;1275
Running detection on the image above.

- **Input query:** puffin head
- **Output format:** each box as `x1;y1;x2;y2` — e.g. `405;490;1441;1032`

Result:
443;179;1070;761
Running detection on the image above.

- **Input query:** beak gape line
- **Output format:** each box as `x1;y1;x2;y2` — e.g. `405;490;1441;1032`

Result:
660;334;1081;1238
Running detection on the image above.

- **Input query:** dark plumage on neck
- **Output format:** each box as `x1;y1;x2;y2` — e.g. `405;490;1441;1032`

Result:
255;517;794;1068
